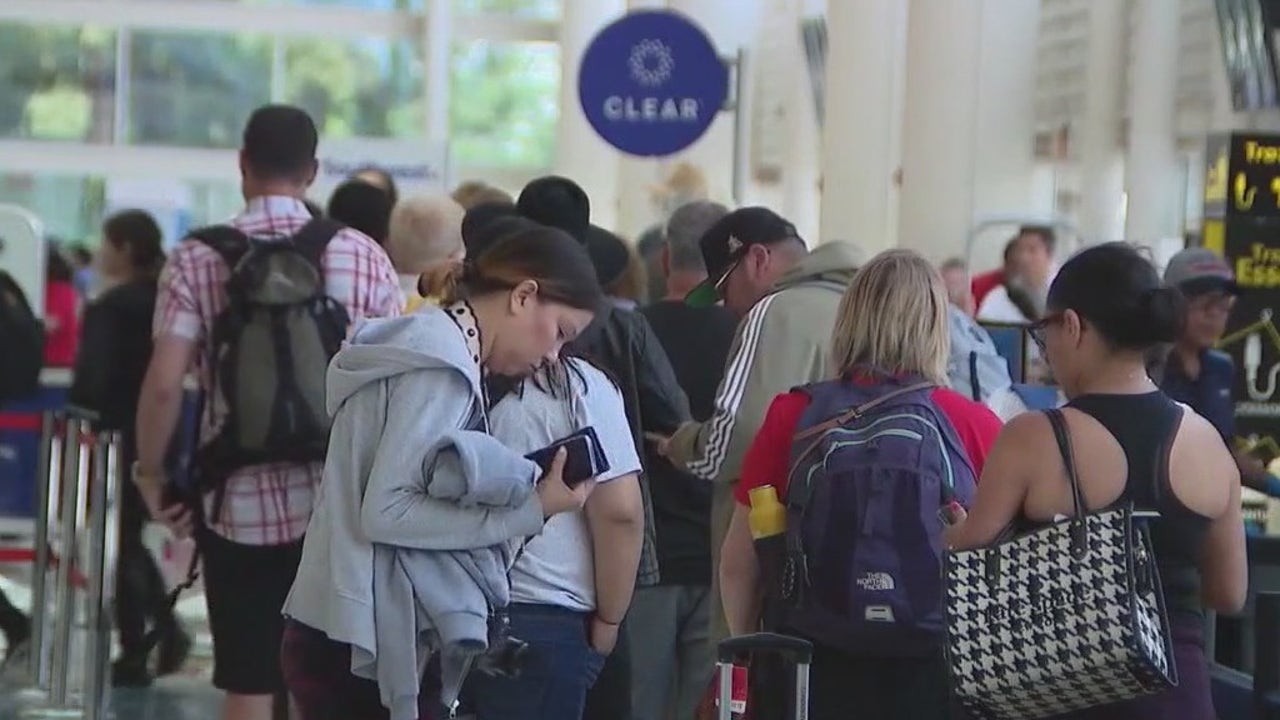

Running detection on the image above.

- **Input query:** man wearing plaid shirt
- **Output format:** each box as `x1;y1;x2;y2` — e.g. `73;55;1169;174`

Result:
133;105;402;720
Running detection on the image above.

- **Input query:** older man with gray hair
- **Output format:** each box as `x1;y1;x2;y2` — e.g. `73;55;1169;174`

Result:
632;201;738;720
384;194;465;312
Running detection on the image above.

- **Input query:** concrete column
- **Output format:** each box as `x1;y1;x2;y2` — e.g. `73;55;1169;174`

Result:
1077;0;1127;243
819;0;908;250
1124;0;1181;242
898;0;1040;265
423;0;452;151
897;0;983;263
971;0;1040;256
555;0;626;230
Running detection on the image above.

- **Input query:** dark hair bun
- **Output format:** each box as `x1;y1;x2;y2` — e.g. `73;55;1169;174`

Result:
1047;242;1184;352
1136;286;1186;345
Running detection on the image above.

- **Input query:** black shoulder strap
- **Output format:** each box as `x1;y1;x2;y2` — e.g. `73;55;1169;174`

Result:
969;351;981;401
290;218;345;271
189;225;251;269
1045;409;1086;520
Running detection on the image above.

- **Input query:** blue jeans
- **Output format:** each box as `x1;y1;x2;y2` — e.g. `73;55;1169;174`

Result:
465;604;607;720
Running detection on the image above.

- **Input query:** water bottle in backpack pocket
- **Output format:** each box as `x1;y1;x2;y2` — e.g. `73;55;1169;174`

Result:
780;378;977;658
192;220;350;486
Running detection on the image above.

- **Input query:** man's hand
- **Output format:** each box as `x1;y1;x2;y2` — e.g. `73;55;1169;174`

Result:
137;476;194;539
588;616;620;655
644;432;673;458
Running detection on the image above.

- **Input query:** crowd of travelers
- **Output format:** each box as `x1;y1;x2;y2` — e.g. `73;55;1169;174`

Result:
0;102;1260;720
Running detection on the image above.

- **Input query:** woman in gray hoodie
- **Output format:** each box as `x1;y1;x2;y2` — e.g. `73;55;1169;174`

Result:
281;226;606;720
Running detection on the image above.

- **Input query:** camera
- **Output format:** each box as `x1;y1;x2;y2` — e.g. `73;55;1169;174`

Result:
473;610;529;679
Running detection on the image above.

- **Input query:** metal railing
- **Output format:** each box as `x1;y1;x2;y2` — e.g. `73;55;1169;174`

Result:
12;411;121;720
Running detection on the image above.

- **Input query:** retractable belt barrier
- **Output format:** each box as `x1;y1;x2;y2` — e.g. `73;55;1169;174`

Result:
12;411;120;720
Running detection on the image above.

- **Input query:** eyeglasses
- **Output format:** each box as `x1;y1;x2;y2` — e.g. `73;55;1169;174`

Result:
1028;313;1063;353
711;256;743;300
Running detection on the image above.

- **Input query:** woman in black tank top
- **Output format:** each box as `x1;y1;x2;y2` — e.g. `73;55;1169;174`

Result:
947;244;1247;720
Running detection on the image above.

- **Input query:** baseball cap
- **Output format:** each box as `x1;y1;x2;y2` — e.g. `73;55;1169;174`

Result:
1163;247;1240;297
685;207;802;307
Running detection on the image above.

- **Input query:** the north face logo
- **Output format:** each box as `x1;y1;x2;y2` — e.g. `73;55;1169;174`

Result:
856;572;896;592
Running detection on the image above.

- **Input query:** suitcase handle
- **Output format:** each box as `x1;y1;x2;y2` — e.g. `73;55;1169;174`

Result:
717;632;813;664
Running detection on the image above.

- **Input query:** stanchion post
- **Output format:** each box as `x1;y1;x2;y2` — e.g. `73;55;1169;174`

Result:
47;418;84;707
80;431;119;720
27;412;61;689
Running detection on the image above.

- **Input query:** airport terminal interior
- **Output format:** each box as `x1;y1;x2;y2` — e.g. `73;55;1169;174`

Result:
3;0;1280;718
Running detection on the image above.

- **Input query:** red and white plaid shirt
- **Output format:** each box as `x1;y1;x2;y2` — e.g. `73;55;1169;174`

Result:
154;196;402;545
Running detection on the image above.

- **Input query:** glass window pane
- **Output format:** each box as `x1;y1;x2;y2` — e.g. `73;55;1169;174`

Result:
283;37;425;140
450;42;559;168
128;31;272;148
0;173;106;243
454;0;560;19
0;23;117;142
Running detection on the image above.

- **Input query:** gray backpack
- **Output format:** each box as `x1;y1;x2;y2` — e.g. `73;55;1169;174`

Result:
192;219;349;488
946;304;1012;403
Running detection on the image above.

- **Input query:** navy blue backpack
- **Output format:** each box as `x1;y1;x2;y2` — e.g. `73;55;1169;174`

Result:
781;377;977;657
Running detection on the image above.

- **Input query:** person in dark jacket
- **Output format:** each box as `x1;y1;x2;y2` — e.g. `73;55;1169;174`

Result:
634;200;737;719
517;176;691;720
69;209;191;686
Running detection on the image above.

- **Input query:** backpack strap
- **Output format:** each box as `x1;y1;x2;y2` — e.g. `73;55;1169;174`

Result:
794;381;935;443
189;225;252;269
289;218;345;271
969;351;981;402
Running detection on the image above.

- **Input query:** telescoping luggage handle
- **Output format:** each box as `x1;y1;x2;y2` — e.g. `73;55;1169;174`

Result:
717;633;813;720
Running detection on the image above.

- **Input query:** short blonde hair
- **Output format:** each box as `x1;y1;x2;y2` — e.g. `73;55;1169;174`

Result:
385;195;465;275
829;249;950;384
451;180;514;210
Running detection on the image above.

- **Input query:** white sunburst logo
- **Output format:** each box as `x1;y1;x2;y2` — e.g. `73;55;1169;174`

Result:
629;39;675;87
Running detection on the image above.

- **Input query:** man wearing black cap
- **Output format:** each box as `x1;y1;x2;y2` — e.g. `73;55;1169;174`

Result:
655;207;863;647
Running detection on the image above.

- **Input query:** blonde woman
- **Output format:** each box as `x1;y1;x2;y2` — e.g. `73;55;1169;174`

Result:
719;249;1001;719
385;194;466;312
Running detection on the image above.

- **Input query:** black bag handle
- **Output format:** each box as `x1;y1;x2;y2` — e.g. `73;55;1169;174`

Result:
1045;408;1090;557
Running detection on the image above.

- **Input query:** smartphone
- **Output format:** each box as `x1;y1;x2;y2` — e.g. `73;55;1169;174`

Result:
525;427;609;488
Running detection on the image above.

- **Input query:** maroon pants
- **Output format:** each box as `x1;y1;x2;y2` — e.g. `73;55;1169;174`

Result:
281;619;440;720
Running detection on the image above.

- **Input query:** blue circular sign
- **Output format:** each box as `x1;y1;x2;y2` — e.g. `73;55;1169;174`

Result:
578;10;730;158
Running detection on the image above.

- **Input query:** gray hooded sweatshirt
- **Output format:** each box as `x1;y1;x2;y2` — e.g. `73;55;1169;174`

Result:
282;307;546;720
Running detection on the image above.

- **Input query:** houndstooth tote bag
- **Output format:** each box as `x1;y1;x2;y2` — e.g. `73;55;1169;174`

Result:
942;409;1177;720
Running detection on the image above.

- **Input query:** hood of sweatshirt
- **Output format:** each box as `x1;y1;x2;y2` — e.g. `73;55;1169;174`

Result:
327;307;479;415
774;240;863;293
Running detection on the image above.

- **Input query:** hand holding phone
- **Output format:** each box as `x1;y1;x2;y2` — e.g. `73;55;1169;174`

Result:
535;448;593;517
525;428;608;488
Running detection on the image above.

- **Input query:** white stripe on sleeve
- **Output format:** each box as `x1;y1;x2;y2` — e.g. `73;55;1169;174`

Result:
685;294;777;479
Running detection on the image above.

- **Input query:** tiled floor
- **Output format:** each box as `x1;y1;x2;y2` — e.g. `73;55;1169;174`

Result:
0;554;222;720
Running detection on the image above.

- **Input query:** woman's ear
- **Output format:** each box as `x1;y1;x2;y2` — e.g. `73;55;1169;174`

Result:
509;279;540;314
1063;309;1084;346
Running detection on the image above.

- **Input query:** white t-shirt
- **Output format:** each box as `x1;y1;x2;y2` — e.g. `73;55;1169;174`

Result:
488;358;641;612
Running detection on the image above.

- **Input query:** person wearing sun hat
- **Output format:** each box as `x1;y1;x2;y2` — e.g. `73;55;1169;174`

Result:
652;206;863;647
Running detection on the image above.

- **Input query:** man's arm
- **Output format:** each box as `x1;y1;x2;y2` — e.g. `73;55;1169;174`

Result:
666;294;793;484
135;247;201;523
